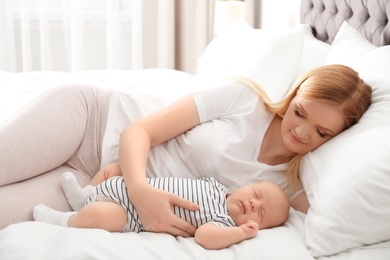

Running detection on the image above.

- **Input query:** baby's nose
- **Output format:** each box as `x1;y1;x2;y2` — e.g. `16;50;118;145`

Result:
250;200;258;211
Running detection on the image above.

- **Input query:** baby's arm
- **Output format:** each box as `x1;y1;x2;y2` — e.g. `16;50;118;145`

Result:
194;220;259;250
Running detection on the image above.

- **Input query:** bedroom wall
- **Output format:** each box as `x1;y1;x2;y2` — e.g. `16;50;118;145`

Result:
259;0;301;29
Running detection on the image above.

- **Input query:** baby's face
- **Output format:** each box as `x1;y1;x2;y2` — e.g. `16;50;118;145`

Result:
226;182;289;229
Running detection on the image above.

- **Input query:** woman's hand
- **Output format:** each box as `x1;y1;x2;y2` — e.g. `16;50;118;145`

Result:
129;183;199;237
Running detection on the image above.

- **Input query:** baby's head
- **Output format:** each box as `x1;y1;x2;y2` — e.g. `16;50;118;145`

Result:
227;181;290;229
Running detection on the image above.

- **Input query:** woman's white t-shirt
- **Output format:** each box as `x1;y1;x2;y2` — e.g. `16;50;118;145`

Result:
101;81;290;196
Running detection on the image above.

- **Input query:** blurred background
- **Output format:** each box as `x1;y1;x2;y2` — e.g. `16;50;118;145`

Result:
0;0;300;73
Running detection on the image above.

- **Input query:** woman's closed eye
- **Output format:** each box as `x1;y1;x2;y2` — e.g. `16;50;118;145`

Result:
294;109;303;118
317;129;326;138
295;109;327;138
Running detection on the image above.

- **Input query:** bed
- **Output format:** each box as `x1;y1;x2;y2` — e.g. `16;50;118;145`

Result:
1;0;390;259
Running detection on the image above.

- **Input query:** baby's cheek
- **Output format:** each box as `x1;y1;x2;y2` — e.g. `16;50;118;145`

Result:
234;215;248;226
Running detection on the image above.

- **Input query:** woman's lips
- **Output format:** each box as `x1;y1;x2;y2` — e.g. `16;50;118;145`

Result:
290;130;306;145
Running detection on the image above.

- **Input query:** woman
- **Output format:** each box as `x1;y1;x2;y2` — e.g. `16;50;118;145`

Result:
0;64;372;233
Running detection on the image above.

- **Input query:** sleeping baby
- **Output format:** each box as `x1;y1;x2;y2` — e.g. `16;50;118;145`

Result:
33;163;290;250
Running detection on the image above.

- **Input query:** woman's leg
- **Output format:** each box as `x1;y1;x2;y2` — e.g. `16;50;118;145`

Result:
0;84;111;187
0;84;111;228
0;166;80;229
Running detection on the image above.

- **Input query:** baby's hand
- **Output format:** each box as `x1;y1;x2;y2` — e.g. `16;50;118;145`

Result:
239;220;259;239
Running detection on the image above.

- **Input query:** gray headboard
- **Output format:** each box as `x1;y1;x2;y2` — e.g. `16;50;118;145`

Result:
300;0;390;46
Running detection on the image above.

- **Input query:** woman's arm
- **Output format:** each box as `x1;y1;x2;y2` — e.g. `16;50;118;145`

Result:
195;221;259;250
290;191;310;213
119;94;201;237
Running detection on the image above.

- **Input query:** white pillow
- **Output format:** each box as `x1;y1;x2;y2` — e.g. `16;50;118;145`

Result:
301;22;390;257
196;21;305;101
296;27;331;77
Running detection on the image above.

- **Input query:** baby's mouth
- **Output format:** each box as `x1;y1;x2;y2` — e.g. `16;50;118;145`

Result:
241;201;246;214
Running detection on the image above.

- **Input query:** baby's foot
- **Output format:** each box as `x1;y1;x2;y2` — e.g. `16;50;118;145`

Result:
33;204;73;227
61;172;89;211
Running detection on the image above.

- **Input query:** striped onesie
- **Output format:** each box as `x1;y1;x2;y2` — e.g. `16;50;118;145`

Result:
85;176;236;232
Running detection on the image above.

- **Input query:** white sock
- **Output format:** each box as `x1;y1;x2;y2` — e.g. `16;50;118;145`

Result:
61;172;94;211
33;204;75;227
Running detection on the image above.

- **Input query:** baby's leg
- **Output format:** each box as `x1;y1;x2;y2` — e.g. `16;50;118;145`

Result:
34;201;127;232
89;162;123;186
61;172;94;211
69;201;127;232
33;201;127;232
62;163;122;210
33;204;76;227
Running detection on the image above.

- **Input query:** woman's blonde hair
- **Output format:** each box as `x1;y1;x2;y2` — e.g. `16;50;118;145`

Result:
235;64;372;191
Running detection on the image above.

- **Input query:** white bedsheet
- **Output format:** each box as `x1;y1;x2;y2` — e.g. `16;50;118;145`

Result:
0;208;314;260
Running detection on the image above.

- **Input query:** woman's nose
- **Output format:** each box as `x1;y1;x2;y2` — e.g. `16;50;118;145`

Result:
295;124;309;139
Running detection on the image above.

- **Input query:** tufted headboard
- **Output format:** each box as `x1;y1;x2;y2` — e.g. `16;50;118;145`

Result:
300;0;390;46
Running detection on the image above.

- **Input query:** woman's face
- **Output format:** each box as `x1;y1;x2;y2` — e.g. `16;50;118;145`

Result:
281;95;345;155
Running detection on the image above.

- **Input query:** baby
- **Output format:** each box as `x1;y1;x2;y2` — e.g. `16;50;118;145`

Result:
34;164;290;249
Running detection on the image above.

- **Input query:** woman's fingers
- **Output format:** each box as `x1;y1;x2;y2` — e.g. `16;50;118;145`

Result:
171;215;197;237
143;207;196;236
131;187;199;236
170;193;200;211
168;219;197;237
166;194;199;236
